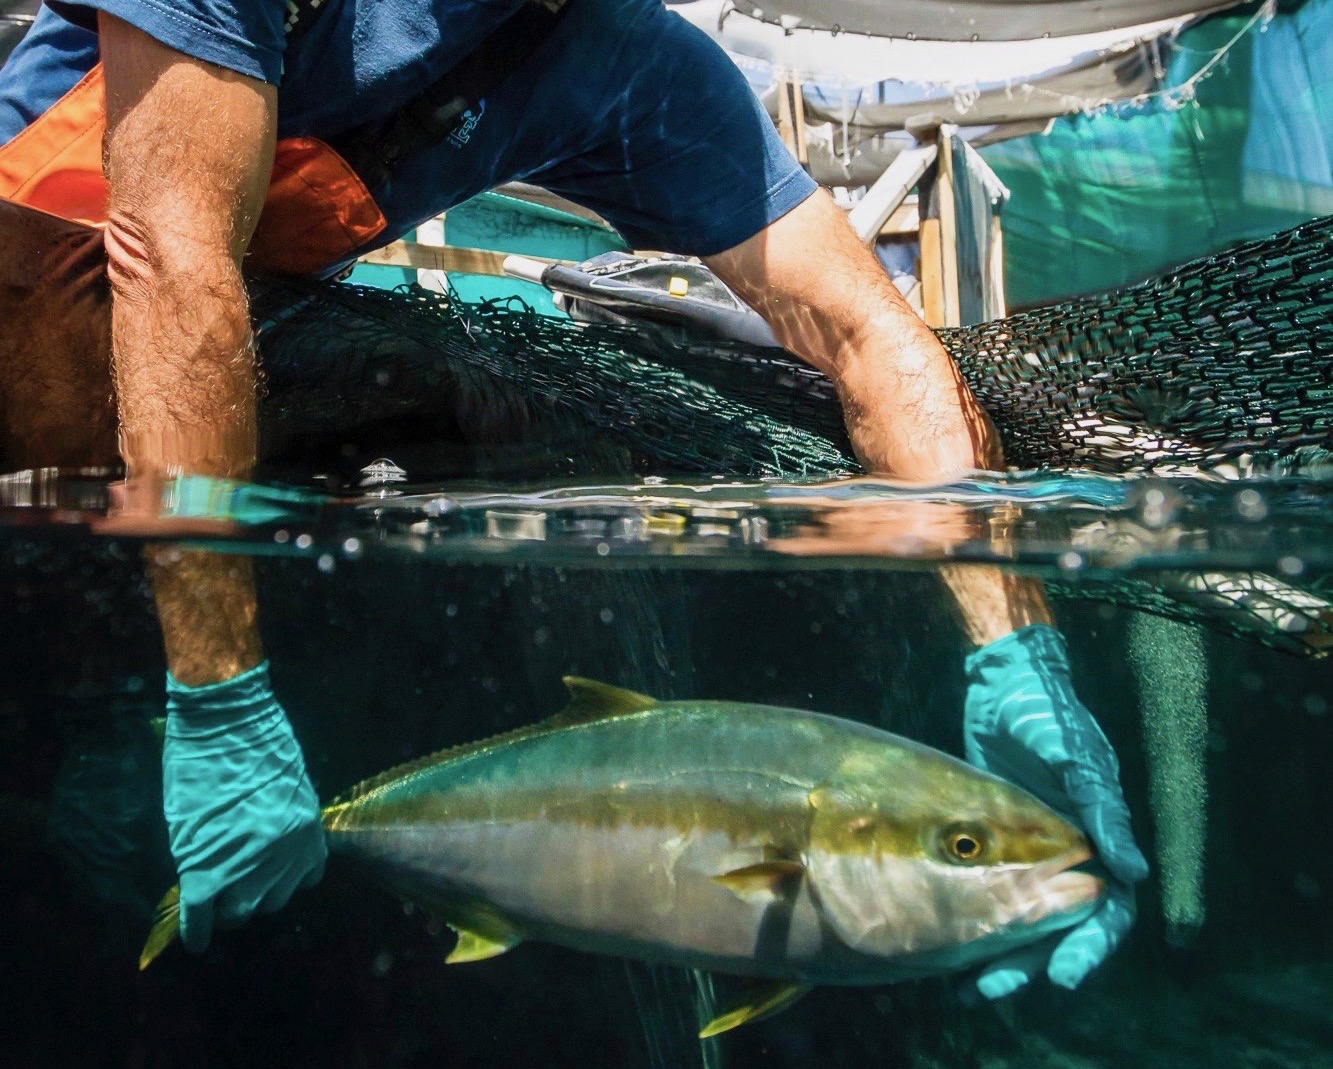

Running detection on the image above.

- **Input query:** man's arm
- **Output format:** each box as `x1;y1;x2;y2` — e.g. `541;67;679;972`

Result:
704;188;1051;643
101;15;325;950
707;190;1146;998
101;13;270;683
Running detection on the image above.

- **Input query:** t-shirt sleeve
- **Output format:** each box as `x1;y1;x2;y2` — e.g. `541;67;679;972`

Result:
49;0;288;84
530;7;817;257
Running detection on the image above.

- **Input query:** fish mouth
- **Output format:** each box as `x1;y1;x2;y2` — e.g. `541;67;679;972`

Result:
1012;845;1106;927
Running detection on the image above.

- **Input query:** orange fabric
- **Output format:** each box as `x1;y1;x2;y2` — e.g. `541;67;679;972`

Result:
249;138;389;276
0;65;108;226
0;63;387;276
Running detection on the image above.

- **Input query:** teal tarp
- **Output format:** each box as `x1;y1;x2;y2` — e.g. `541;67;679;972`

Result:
982;0;1332;306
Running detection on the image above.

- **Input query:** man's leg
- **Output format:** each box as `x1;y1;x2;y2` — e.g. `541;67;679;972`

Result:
0;201;117;468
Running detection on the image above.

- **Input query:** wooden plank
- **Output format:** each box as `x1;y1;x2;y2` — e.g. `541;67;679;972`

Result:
987;214;1007;319
790;77;809;167
877;198;920;238
847;144;937;245
361;241;567;276
919;218;945;328
935;129;961;328
776;76;798;158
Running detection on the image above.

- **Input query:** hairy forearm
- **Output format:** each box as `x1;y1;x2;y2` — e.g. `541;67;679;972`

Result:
820;272;1053;643
101;15;275;685
708;190;1051;645
712;191;1001;480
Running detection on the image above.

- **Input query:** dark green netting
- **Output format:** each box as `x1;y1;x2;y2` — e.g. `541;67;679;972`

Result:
251;215;1333;656
258;213;1332;477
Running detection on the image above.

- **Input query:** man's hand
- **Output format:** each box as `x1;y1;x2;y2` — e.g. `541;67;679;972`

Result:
164;661;326;951
962;624;1148;997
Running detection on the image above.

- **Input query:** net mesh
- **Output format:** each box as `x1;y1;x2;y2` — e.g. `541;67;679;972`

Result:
251;215;1333;655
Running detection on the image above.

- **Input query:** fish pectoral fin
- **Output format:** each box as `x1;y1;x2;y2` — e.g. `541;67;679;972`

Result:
445;923;521;964
699;980;812;1039
711;860;806;901
139;884;181;971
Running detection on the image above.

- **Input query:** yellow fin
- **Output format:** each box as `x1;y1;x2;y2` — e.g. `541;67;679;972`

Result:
445;924;520;964
711;860;805;901
139;885;181;970
699;981;812;1038
557;676;657;721
326;677;658;810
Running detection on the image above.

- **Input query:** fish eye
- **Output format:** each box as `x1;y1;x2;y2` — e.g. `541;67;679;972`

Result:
939;824;988;864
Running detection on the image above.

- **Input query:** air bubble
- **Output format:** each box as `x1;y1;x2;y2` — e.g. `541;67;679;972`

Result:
1235;489;1267;521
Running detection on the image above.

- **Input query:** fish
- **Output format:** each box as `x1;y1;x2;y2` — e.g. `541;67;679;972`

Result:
140;677;1103;1036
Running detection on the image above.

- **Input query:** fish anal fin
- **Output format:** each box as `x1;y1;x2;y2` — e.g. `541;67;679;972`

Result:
445;924;521;964
699;980;812;1038
712;860;805;901
139;884;181;971
558;677;657;722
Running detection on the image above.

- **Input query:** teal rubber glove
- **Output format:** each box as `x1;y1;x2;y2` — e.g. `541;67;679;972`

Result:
163;661;326;953
963;624;1149;999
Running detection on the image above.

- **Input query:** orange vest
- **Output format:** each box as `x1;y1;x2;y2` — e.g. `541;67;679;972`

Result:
0;64;387;276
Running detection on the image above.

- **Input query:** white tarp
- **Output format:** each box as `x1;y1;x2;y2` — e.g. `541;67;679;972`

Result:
695;0;1240;41
673;1;1203;185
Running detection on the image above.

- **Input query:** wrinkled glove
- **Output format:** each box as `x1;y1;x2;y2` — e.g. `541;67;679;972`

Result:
163;660;326;953
963;624;1148;999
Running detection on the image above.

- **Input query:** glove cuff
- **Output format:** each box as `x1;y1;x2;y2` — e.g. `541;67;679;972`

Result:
964;623;1070;684
166;660;281;736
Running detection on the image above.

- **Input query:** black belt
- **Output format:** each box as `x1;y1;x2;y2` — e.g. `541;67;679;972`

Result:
285;0;574;189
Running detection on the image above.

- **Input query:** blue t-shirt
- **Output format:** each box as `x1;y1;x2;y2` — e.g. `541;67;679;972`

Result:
0;0;816;264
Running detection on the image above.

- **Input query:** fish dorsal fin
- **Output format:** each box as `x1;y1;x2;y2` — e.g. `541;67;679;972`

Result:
557;676;657;722
325;678;658;810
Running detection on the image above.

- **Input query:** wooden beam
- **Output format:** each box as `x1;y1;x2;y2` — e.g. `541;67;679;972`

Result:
877;198;920;238
776;76;797;159
988;215;1007;319
935;128;961;328
918;218;945;328
847;144;937;245
361;241;567;276
790;77;809;167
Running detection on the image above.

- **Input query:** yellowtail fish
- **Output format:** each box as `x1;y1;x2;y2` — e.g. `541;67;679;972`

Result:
141;678;1103;1036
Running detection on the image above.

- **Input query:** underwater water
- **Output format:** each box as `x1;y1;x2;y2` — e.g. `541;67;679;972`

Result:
1;469;1331;1068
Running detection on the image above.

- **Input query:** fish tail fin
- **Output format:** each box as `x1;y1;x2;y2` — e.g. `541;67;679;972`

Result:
139;885;181;970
